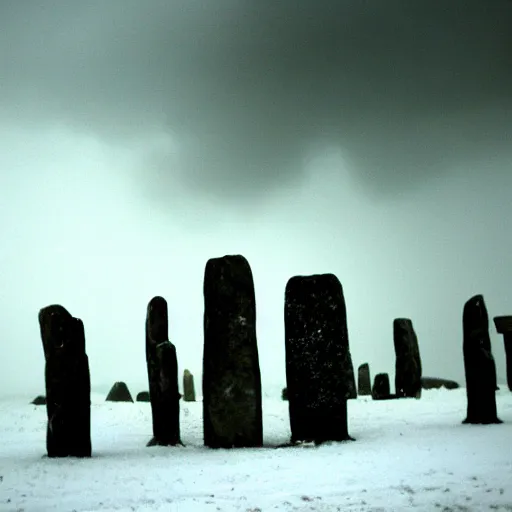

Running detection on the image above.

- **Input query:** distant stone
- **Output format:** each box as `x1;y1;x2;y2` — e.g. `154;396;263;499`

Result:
282;387;288;401
136;391;150;402
462;295;502;424
493;316;512;392
285;273;356;444
203;255;263;448
421;377;460;390
357;363;372;396
106;382;134;403
393;319;422;398
183;369;196;402
31;395;46;406
372;373;391;400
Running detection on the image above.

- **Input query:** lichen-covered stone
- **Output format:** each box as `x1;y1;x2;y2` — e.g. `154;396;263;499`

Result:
393;319;422;399
463;295;502;424
31;395;46;406
145;296;181;446
285;273;356;444
39;305;91;458
357;363;371;396
372;373;391;400
493;316;512;392
203;255;263;448
106;382;133;402
183;369;196;402
136;391;150;402
421;377;459;390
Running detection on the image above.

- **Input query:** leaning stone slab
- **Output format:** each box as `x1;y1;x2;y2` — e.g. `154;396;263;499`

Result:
203;255;263;448
39;305;91;457
462;295;502;424
493;316;512;392
393;318;422;398
285;273;356;444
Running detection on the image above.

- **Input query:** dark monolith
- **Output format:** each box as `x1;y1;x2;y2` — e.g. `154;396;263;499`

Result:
493;316;512;392
39;305;91;457
285;273;356;444
183;369;196;402
462;295;502;424
421;377;459;390
282;387;288;401
393;318;422;398
136;391;150;402
372;373;391;400
145;296;181;446
357;363;372;396
106;382;133;402
203;254;263;448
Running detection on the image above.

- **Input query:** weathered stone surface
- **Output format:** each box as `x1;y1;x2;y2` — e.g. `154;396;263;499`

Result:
393;318;422;398
493;316;512;392
145;296;181;446
183;369;196;402
31;395;46;406
357;363;372;396
285;273;356;444
463;295;502;424
372;373;391;400
136;391;150;402
39;305;91;458
106;382;133;402
421;377;460;390
203;255;263;448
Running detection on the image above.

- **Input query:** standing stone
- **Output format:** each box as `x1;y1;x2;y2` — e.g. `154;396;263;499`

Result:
372;373;391;400
462;295;502;424
39;305;91;458
106;381;133;402
357;363;372;396
31;395;46;405
393;318;422;398
493;316;512;392
136;391;150;402
203;254;263;448
183;369;196;402
285;273;356;444
145;296;181;446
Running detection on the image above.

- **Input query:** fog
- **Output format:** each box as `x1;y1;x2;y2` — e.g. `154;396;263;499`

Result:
1;1;511;398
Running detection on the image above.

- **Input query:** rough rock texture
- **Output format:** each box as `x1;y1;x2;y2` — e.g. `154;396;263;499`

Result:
462;295;502;424
285;273;356;444
357;363;372;396
183;369;196;402
372;373;391;400
393;318;422;398
146;296;181;446
493;316;512;392
136;391;150;402
39;305;91;458
31;395;46;406
203;255;263;448
421;377;460;390
105;382;133;402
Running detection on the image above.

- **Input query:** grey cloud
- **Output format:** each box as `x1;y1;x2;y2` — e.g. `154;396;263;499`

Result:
1;0;511;202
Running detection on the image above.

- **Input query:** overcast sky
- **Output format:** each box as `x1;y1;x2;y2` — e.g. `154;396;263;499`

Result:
1;1;511;398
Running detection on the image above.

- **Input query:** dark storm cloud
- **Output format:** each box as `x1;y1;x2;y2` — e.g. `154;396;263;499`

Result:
1;1;511;199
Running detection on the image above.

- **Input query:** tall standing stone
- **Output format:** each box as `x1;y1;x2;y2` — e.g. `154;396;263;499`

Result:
393;318;422;398
285;273;356;444
39;305;91;458
183;369;196;402
493;316;512;392
203;254;263;448
145;296;181;446
462;295;502;424
357;363;372;396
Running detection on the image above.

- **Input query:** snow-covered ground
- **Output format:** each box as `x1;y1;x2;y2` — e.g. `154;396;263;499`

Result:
1;388;511;512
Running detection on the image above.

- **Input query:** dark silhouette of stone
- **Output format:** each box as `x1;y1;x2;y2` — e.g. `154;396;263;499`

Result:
183;369;196;402
285;273;356;445
282;387;288;401
145;296;181;446
357;363;372;396
31;395;46;406
203;255;263;448
462;295;502;424
421;377;460;390
39;305;91;458
106;382;133;402
493;316;512;392
136;391;150;402
372;373;391;400
393;318;422;398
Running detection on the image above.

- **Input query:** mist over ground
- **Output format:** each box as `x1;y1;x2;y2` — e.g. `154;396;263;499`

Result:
0;1;511;397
